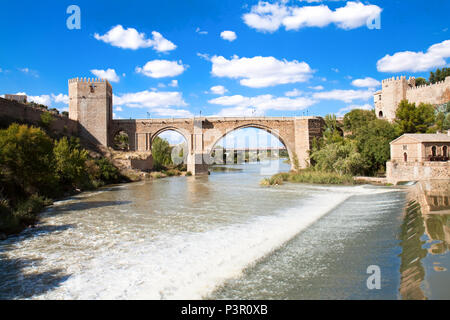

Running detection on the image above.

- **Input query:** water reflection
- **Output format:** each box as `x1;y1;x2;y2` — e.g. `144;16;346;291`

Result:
398;180;450;300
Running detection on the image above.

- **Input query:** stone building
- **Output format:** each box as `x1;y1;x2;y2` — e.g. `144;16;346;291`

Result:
386;132;450;184
4;94;27;104
374;76;450;121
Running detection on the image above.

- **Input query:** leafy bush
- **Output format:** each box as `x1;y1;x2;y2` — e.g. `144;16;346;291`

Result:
40;111;54;129
14;194;52;226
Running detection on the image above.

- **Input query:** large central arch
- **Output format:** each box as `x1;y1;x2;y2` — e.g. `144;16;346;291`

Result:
204;123;294;165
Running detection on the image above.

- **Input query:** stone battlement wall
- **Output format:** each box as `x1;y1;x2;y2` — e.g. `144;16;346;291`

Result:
0;97;78;134
405;76;450;106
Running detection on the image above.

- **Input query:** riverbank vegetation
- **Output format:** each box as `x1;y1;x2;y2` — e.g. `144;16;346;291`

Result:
263;97;449;186
151;136;189;176
0;123;127;235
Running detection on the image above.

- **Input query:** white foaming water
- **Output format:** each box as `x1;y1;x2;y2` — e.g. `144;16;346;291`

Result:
35;191;355;300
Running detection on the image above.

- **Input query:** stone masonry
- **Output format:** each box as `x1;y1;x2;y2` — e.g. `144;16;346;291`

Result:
374;75;450;121
66;78;325;174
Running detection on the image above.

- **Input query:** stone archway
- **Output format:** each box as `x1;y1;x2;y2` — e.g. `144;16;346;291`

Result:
204;123;295;168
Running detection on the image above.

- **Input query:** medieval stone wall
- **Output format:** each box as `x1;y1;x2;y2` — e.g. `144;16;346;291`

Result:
0;97;78;134
375;76;450;121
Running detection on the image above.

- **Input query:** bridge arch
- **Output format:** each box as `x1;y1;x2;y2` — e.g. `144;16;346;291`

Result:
205;123;294;167
150;126;191;146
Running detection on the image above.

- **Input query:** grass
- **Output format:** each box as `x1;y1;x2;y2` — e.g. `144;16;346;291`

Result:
260;169;358;186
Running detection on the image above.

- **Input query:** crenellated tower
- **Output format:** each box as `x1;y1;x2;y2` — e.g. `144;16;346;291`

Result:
68;78;113;146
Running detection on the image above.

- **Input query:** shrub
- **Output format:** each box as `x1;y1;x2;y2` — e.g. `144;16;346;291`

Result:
40;111;54;129
14;194;52;226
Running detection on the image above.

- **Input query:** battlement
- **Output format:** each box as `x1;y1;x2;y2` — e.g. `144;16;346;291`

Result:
68;77;111;85
407;76;450;91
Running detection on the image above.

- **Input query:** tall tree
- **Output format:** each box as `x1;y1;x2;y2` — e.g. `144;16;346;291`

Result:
395;100;436;134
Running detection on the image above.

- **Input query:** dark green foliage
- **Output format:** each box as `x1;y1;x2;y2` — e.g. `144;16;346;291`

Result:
429;67;450;84
343;109;376;133
414;77;429;86
0;123;124;235
0;123;56;196
395;100;436;134
151;136;173;170
95;158;121;184
40;111;54;129
355;119;397;175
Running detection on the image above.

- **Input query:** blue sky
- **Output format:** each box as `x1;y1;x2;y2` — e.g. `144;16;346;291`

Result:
0;0;449;125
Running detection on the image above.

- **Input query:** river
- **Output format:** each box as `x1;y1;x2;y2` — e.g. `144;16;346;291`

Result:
0;160;448;299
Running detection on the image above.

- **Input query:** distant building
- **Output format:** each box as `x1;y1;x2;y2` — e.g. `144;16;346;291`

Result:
374;76;450;122
386;132;450;184
4;94;27;104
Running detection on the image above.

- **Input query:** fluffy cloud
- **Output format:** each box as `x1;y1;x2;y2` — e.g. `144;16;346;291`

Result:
220;30;237;41
21;93;69;109
313;89;374;103
209;94;317;116
210;85;228;95
243;1;382;32
136;60;186;78
284;89;302;97
211;55;313;88
336;103;373;117
28;94;52;106
308;85;324;90
113;90;191;117
51;93;69;104
351;77;380;88
94;25;176;52
169;80;179;87
377;39;450;73
90;68;120;82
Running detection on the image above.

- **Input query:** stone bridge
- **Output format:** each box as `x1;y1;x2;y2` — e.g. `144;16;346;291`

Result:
68;78;325;175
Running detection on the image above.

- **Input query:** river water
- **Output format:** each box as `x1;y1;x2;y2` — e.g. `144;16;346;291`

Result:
0;160;448;299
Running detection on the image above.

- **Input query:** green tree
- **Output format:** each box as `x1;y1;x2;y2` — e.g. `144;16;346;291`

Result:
343;109;376;133
395;100;436;134
310;139;366;175
429;67;450;84
355;119;397;175
414;77;429;86
40;111;54;129
53;137;88;186
151;136;172;170
0;124;56;195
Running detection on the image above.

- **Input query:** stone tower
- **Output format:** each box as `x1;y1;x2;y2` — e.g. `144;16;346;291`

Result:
374;76;414;121
68;78;112;146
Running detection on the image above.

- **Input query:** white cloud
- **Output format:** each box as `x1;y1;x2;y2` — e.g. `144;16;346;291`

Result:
136;60;186;78
94;25;176;52
211;55;313;88
336;103;373;117
243;1;382;32
169;80;179;87
196;27;208;35
113;90;190;117
351;77;380;88
220;30;237;41
23;93;69;107
377;39;450;73
308;85;324;90
285;88;303;97
313;89;375;103
28;94;52;106
114;106;123;112
210;85;228;95
209;94;316;116
51;93;69;105
90;68;120;83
